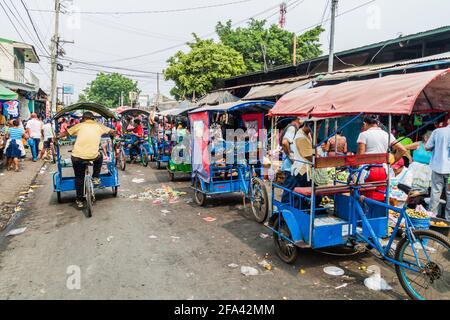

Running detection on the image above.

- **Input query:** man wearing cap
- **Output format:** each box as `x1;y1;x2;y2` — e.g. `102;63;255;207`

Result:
57;112;115;208
25;113;43;162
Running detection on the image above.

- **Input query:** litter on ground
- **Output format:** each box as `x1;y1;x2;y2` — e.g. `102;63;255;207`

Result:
131;178;145;184
335;283;348;289
364;274;393;291
323;266;345;276
228;263;239;269
259;233;269;239
6;227;27;236
203;217;217;222
241;266;259;276
161;210;171;214
258;260;273;271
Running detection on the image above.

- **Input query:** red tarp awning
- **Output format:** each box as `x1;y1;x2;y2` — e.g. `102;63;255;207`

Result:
269;68;450;117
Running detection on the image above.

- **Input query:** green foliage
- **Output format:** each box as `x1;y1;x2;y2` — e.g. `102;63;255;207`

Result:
77;73;140;108
216;19;324;72
164;35;247;100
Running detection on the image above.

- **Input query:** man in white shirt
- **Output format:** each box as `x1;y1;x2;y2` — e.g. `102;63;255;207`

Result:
357;115;406;201
25;113;43;161
39;119;55;161
426;118;450;220
280;118;302;203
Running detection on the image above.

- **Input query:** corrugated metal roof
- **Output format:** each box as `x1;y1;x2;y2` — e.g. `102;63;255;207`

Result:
197;91;240;106
190;100;274;113
372;51;450;70
242;79;312;100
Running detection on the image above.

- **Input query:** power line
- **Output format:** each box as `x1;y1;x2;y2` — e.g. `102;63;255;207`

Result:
0;0;50;80
0;0;26;42
28;0;254;15
88;1;284;66
295;0;376;33
20;0;50;56
82;16;186;43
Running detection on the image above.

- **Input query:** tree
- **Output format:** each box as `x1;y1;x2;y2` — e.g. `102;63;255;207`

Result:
78;73;140;108
216;19;324;72
164;35;247;100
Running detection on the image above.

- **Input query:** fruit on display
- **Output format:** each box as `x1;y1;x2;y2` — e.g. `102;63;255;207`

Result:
406;208;429;219
430;221;449;227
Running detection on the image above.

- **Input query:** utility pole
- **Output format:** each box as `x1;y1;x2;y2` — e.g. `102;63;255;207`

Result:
50;0;61;114
155;72;160;112
328;0;338;73
326;0;338;136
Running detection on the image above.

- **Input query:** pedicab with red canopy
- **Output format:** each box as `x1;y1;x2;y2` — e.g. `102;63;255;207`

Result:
189;100;274;222
268;69;450;300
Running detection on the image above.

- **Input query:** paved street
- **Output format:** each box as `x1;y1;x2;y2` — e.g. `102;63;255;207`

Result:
0;158;408;300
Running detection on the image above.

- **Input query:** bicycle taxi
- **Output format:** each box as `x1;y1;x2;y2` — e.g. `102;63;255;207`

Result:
152;109;177;169
189;100;274;222
52;103;120;207
268;69;450;300
117;108;154;167
163;103;200;181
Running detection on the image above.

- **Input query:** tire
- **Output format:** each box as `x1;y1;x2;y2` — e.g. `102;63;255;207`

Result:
168;170;175;181
141;148;149;167
84;178;93;218
273;216;298;264
57;192;62;203
251;177;269;223
112;186;118;197
395;229;450;300
51;149;56;164
194;177;206;206
119;149;126;171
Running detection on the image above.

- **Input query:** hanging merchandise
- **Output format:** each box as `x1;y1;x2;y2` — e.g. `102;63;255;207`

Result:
413;114;423;126
3;100;20;118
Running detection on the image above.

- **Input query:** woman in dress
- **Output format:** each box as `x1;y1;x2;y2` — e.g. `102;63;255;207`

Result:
404;131;433;190
5;119;26;172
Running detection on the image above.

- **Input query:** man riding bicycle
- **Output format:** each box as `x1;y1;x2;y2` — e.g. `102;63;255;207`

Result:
57;112;115;208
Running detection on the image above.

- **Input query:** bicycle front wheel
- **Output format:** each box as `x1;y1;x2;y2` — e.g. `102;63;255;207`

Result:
141;148;149;167
84;177;94;218
395;229;450;300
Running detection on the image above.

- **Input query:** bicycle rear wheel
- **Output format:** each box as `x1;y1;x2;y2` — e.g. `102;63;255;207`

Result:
395;229;450;300
84;176;93;218
118;148;126;171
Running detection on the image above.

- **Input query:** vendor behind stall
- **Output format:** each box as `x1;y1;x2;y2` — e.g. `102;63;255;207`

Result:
357;115;407;201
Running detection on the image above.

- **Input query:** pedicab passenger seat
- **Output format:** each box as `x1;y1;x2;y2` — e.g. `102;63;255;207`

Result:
293;183;382;197
293;153;389;197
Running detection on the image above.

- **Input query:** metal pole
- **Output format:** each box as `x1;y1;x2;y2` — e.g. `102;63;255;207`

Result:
309;120;318;247
328;0;338;73
325;0;338;137
50;0;60;114
387;115;392;206
155;72;160;112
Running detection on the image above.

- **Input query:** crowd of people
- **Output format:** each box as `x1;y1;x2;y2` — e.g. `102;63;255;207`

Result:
0;113;56;172
280;114;450;221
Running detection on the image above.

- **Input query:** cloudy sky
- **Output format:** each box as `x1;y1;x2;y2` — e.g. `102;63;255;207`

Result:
2;0;450;103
